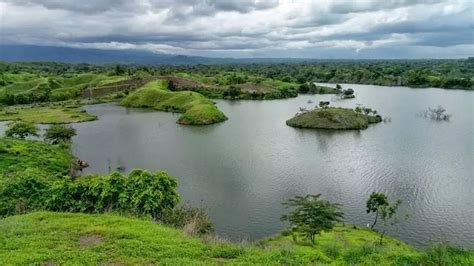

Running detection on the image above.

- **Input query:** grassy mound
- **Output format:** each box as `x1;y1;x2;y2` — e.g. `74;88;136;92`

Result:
121;80;227;125
1;212;471;265
287;107;382;130
0;138;73;177
0;105;97;124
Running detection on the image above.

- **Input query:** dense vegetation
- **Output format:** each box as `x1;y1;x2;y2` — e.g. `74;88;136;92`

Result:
120;80;227;125
287;106;382;130
1;59;471;107
1;60;471;102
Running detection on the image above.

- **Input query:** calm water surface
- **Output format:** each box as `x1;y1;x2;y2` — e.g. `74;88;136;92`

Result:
3;83;473;248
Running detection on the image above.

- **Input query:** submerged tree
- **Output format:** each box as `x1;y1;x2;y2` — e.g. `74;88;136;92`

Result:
423;105;451;121
5;121;39;139
281;194;344;245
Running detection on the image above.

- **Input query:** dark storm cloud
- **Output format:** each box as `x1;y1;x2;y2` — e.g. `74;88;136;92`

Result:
0;0;472;58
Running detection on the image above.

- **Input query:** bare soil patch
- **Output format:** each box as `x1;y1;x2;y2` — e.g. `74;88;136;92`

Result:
235;83;273;93
78;234;104;247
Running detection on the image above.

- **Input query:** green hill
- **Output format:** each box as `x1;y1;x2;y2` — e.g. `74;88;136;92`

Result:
120;80;227;125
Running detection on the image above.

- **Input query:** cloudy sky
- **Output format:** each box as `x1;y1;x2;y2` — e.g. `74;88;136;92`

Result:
0;0;472;58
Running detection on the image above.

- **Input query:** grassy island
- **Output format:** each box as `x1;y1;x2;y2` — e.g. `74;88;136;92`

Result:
120;80;227;125
287;107;382;130
0;105;97;124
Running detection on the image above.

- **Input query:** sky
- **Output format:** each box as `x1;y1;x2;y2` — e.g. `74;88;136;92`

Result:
0;0;473;58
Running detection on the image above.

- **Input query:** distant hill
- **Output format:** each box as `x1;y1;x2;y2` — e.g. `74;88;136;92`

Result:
0;45;308;65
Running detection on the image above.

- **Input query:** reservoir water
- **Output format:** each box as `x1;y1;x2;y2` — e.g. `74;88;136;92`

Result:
2;83;472;248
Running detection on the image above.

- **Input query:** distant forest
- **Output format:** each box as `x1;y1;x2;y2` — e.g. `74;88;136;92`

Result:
2;59;472;90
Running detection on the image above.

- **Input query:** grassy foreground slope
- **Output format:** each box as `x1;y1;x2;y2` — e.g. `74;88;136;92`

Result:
0;212;429;265
287;107;382;130
121;80;227;125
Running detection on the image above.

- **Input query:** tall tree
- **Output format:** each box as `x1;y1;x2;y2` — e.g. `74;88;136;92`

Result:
281;194;344;245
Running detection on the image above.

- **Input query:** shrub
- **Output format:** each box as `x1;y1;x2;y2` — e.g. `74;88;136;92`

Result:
159;204;213;236
0;142;7;153
0;169;180;219
5;121;39;139
47;169;179;219
44;124;77;144
0;170;52;217
419;244;474;265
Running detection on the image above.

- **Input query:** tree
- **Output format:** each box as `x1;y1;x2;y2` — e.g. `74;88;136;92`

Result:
281;194;344;245
114;64;126;75
5;121;39;139
366;192;402;244
424;105;451;121
319;101;330;109
366;192;388;229
44;124;77;144
223;86;241;100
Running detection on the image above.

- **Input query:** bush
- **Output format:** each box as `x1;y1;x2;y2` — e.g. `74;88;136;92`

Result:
419;244;474;265
0;142;7;153
47;169;179;219
5;121;39;139
160;204;213;236
0;169;52;217
44;124;77;144
0;169;180;219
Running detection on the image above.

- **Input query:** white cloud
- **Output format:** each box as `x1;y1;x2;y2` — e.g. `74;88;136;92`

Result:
0;0;472;58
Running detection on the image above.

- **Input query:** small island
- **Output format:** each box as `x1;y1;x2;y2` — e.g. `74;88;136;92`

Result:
120;80;227;125
286;103;382;130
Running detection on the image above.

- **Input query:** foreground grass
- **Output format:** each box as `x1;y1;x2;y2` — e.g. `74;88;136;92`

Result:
121;80;227;125
1;212;471;265
287;107;382;130
0;105;97;124
0;138;73;177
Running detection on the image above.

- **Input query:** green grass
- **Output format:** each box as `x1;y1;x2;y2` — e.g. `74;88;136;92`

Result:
121;80;227;125
286;107;382;130
0;78;47;99
0;74;128;104
0;138;73;177
1;212;471;265
0;105;97;124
